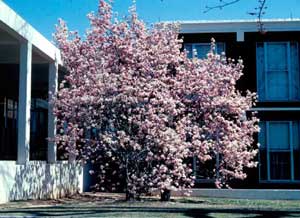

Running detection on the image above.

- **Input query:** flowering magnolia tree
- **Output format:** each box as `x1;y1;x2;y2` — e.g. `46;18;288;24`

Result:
179;45;259;187
53;0;259;200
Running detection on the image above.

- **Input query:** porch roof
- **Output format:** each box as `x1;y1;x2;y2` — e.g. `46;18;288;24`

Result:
0;1;62;65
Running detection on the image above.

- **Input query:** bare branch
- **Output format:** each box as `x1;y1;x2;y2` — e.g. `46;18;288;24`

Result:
204;0;268;32
204;0;242;13
247;0;267;32
258;0;267;32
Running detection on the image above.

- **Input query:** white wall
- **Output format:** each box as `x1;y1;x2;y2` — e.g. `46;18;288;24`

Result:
0;161;83;204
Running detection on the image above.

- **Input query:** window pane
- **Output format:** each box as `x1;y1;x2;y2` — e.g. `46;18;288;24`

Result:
195;44;211;59
0;97;18;160
267;70;289;100
269;122;290;150
184;44;193;59
294;151;300;180
259;149;267;180
257;42;300;101
270;152;291;180
194;157;216;180
293;121;300;180
30;99;48;160
267;43;288;71
30;65;49;161
186;43;225;59
216;43;225;54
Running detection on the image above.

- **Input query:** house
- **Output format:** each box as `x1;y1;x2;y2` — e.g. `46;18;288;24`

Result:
179;19;300;190
0;1;83;203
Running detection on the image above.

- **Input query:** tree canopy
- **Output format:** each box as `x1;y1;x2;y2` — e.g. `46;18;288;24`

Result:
53;0;259;200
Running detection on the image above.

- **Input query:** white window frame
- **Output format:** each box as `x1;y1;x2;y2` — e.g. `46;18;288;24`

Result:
256;41;300;102
184;42;226;59
259;120;300;183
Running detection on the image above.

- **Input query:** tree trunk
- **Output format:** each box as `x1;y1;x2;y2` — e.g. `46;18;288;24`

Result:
160;189;171;201
125;190;135;201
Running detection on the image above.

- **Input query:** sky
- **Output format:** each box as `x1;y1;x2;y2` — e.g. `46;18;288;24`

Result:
2;0;300;40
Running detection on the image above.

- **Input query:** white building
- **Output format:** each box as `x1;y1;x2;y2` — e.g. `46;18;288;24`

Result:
0;1;83;203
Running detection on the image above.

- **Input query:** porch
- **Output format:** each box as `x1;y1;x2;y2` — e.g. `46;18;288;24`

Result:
0;1;83;203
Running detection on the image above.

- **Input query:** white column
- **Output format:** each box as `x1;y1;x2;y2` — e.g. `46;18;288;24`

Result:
48;61;58;163
17;41;32;164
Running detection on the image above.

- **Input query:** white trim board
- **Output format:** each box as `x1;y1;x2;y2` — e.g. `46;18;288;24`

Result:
173;189;300;200
249;107;300;111
178;19;300;42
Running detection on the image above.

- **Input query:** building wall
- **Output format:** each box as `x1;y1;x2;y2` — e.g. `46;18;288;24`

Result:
181;30;300;188
0;161;83;204
0;64;84;204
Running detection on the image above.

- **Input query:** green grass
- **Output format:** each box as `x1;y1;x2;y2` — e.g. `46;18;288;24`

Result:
0;194;300;217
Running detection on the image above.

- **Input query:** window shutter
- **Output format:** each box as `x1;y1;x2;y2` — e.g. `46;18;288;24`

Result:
293;121;300;150
258;121;266;149
291;42;300;100
184;44;193;59
258;121;267;181
256;43;266;100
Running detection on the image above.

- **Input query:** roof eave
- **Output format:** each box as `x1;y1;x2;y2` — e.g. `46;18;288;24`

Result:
0;1;62;65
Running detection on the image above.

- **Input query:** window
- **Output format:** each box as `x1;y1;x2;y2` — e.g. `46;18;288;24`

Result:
256;42;300;101
0;97;18;160
30;98;48;160
184;42;225;183
192;156;217;183
184;43;225;59
30;64;49;161
0;65;19;160
259;121;300;182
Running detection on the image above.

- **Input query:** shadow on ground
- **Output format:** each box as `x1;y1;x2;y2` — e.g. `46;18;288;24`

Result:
1;194;300;218
1;205;300;218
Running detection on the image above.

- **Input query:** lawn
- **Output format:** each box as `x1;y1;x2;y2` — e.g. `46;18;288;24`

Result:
0;193;300;218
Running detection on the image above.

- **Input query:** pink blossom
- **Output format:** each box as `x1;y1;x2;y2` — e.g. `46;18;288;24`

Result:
53;0;258;198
